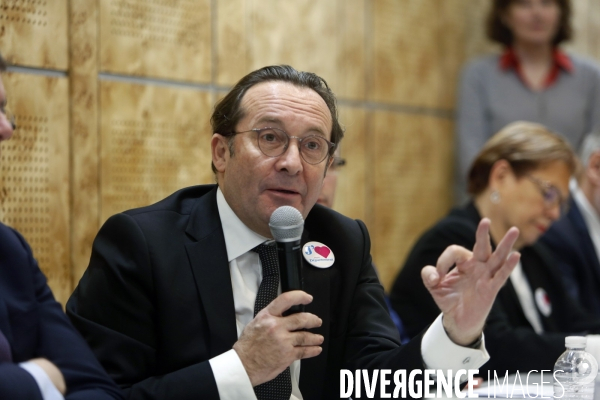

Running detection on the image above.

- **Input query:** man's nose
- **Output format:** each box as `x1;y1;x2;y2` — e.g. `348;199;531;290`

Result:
276;140;303;175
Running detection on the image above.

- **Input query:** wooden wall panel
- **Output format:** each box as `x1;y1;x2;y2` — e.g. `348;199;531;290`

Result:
70;0;99;284
371;111;454;290
370;0;442;108
0;73;70;304
99;0;211;82
335;106;367;222
0;0;68;69
337;0;367;101
566;0;592;56
216;0;249;86
566;0;600;62
591;1;600;61
99;81;213;222
463;0;500;62
249;0;340;95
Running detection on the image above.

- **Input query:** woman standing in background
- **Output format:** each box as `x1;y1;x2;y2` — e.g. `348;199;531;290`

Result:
455;0;600;203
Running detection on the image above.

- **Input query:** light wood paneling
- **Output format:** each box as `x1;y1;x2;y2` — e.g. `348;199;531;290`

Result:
370;0;442;108
371;111;454;290
335;106;367;222
99;0;211;82
216;0;249;86
70;0;99;285
566;0;591;56
337;0;367;101
463;0;500;61
248;0;340;95
0;72;70;304
0;0;68;69
99;81;213;222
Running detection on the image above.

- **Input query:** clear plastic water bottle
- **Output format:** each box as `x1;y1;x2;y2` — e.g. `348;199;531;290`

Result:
554;336;598;399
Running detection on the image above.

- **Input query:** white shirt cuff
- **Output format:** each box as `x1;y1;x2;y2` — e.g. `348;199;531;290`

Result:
209;349;257;400
18;361;65;400
421;314;490;371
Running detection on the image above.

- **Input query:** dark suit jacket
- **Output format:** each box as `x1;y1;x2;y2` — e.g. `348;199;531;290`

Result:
390;203;600;375
67;185;425;400
541;197;600;316
0;223;124;399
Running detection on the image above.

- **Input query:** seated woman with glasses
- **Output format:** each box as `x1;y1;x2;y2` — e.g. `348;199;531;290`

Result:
390;121;600;376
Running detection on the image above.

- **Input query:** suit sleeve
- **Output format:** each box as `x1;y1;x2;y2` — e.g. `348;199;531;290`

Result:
66;213;220;399
0;229;124;400
0;362;45;399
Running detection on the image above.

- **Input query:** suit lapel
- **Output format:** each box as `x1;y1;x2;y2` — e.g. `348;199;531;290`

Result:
184;187;238;357
299;227;331;396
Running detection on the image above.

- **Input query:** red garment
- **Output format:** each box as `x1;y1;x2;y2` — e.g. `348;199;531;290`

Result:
499;47;573;89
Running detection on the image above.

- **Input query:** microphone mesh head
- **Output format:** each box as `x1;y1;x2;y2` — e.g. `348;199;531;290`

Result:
269;206;304;241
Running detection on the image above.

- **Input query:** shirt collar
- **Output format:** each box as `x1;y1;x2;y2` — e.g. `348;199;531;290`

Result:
216;187;270;262
500;47;573;72
499;47;573;88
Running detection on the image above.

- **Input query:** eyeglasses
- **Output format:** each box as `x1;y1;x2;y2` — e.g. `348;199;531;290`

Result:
233;127;335;165
525;175;568;214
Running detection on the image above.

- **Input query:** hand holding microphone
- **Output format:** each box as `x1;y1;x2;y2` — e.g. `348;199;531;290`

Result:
233;206;324;386
269;205;305;315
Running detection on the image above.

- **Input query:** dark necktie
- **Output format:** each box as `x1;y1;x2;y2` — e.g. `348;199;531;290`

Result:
252;243;292;400
0;328;12;362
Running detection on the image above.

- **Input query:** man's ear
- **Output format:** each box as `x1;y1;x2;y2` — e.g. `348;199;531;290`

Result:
211;134;230;173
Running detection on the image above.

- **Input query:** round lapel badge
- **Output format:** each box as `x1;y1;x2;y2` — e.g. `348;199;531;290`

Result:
302;241;335;268
535;287;552;317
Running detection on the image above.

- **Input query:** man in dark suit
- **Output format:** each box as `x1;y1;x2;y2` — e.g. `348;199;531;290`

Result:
542;132;600;316
67;65;521;399
0;54;124;399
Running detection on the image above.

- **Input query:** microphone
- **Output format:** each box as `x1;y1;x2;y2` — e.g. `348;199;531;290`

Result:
269;206;304;315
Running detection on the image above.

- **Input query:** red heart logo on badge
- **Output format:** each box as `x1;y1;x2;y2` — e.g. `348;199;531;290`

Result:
314;246;330;258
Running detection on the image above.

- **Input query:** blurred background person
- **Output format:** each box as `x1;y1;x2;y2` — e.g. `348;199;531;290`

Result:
316;150;409;343
390;121;600;376
541;132;600;317
0;53;124;400
455;0;600;203
316;151;345;209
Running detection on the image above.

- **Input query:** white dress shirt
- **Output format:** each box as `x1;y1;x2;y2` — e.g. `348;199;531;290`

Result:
573;183;600;261
509;261;544;334
19;361;64;400
209;188;490;400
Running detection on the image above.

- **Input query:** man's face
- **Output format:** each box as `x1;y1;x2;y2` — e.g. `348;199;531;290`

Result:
0;76;14;152
212;81;333;237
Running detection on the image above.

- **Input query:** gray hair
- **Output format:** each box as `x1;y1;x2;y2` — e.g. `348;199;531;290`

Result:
579;132;600;167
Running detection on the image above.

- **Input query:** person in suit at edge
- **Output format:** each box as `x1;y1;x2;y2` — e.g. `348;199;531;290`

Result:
0;53;124;399
66;65;521;400
390;121;600;377
541;132;600;317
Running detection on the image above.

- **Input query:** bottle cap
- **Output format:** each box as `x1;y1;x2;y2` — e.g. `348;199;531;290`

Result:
565;336;587;348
